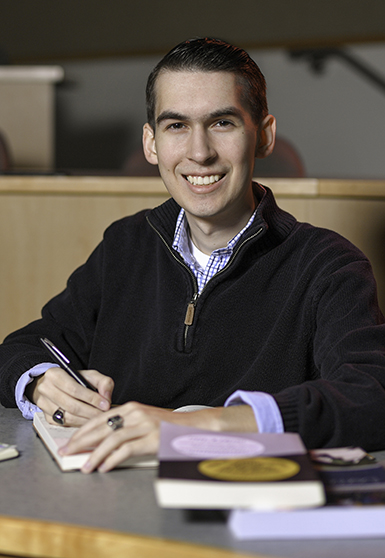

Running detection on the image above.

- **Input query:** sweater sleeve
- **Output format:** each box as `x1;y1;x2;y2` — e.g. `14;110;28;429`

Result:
0;238;106;408
273;256;385;450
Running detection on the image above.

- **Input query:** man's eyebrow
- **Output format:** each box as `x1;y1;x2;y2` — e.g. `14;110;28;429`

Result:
156;106;244;126
209;107;244;120
156;111;186;126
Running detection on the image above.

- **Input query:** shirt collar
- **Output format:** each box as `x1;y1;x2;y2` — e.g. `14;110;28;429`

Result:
172;207;258;259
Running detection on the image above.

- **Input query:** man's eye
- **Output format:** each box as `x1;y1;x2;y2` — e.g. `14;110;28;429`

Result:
167;122;185;130
215;120;233;128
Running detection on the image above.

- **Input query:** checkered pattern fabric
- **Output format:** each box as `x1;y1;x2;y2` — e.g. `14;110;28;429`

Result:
172;208;257;293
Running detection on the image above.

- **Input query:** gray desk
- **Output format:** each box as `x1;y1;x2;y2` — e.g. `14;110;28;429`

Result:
1;404;385;558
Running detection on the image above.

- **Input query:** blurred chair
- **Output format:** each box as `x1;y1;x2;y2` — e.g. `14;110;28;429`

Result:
122;147;160;177
0;130;11;172
253;136;306;178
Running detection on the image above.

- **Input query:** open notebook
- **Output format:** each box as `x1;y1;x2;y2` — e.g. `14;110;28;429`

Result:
32;405;210;471
33;411;158;471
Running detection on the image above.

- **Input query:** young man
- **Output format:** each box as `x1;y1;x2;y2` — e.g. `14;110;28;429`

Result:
1;38;385;473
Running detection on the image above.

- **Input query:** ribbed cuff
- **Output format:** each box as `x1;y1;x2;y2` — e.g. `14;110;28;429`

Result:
273;391;300;433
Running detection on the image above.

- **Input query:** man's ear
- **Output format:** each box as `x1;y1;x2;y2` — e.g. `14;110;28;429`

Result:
255;115;276;159
142;123;158;165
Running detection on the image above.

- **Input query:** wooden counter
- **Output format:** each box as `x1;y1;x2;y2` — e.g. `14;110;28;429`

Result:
0;176;385;341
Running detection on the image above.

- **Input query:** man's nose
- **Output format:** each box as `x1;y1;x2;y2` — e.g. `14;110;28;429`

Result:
186;128;217;165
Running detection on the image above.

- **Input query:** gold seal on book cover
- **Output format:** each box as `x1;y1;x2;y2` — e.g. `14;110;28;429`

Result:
198;457;300;482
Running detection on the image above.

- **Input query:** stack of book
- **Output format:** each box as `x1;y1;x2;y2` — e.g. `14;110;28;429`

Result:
155;422;385;539
34;411;385;539
154;422;325;510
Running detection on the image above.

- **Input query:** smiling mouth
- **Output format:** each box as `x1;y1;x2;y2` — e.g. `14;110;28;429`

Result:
185;174;224;186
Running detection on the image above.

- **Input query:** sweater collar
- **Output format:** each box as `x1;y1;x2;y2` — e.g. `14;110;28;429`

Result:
147;182;297;254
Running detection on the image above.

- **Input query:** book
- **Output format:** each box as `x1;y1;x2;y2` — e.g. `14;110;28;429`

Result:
0;443;19;462
33;405;211;472
154;422;325;510
228;505;385;539
313;456;385;495
33;411;158;471
228;446;385;539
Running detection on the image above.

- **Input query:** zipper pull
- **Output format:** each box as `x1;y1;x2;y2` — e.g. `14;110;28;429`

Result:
184;293;198;326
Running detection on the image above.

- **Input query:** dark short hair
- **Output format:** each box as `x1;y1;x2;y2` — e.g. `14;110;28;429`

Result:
146;37;268;129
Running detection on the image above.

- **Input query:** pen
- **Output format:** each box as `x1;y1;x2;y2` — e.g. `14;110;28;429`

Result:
40;337;98;392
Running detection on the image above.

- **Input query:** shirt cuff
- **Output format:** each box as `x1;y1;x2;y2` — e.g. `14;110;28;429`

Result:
15;363;59;420
225;390;284;433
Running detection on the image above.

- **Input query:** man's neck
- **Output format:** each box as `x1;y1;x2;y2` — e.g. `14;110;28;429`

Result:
186;200;257;255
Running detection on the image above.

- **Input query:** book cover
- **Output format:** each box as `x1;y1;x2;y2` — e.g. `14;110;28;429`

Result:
311;447;385;495
154;422;325;510
33;411;158;471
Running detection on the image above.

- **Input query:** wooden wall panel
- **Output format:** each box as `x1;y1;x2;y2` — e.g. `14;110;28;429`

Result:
1;177;385;342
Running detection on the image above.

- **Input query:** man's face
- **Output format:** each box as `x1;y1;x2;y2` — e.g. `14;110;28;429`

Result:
143;70;271;228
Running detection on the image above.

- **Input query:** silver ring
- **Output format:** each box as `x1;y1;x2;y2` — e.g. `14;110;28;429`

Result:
107;415;124;431
52;408;65;425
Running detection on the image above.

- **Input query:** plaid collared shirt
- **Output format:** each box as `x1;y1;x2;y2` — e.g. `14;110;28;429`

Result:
172;208;257;294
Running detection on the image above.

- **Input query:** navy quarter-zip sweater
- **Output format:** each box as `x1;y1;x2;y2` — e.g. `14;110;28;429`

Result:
1;183;385;450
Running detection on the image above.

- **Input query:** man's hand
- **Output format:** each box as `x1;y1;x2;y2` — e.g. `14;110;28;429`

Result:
59;401;258;473
26;367;114;427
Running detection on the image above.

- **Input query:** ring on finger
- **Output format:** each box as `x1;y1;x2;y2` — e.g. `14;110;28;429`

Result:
52;408;65;425
107;415;124;431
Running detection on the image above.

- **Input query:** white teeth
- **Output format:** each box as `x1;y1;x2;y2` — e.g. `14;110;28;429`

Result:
186;174;222;186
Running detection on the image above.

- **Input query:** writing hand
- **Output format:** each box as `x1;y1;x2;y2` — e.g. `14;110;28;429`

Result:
26;367;114;427
59;401;258;473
